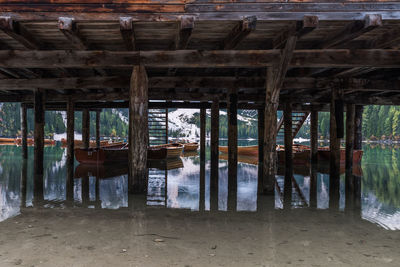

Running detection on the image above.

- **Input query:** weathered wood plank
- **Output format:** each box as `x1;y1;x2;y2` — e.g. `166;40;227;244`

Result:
210;98;219;210
200;107;206;162
1;49;400;68
33;88;44;201
59;17;87;50
284;102;293;178
119;17;136;50
316;14;382;49
227;87;237;211
354;105;363;150
96;109;100;147
222;16;256;49
66;97;74;180
0;16;41;49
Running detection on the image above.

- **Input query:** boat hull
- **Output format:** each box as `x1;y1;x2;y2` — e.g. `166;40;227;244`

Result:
148;144;183;160
219;145;258;157
75;144;128;164
183;143;199;152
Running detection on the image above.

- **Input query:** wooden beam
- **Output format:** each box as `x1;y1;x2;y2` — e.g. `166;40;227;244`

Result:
222;16;256;49
200;107;206;162
273;15;318;49
66;97;74;203
96;109;101;148
120;17;136;51
0;16;40;49
1;49;400;68
316;14;382;49
59;17;87;50
257;108;264;194
175;15;194;50
128;65;148;193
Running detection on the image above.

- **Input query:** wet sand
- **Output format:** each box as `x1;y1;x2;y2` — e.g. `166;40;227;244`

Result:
0;195;399;267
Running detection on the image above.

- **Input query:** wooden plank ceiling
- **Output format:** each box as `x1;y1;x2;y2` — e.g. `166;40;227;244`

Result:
0;1;400;108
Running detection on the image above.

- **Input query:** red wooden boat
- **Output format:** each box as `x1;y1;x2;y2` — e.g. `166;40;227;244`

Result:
75;143;128;164
219;145;258;157
148;143;183;160
183;142;199;152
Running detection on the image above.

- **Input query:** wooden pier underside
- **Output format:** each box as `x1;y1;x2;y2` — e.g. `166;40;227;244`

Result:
0;1;399;107
0;1;398;194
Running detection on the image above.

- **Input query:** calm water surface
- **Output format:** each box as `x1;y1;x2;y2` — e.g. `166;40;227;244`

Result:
1;142;400;230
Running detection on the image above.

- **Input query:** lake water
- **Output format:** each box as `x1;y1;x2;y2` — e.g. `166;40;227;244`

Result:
1;142;400;231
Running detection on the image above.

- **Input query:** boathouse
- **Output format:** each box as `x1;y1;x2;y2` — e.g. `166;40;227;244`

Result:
0;0;399;196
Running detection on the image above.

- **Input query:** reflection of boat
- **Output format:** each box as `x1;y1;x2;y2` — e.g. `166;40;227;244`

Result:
148;157;184;170
74;163;128;179
318;148;363;164
219;145;258;157
148;143;183;159
75;143;128;164
0;137;15;143
219;153;258;165
15;138;55;146
61;138;109;148
183;142;199;152
182;150;198;157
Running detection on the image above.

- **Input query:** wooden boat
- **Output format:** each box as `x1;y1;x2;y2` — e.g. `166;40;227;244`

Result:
75;143;128;164
219;145;258;157
148;143;183;160
183;142;199;152
0;137;15;143
182;150;198;157
61;138;109;148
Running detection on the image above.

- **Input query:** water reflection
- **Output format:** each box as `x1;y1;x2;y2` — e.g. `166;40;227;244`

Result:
0;143;400;230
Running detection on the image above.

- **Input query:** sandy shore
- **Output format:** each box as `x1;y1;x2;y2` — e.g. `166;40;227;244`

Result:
0;195;399;267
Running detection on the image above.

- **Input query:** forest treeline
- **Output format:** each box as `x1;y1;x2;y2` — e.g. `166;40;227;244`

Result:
1;103;400;140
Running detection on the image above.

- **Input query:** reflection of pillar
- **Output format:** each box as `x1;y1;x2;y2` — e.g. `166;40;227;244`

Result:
95;177;101;209
96;110;101;148
34;89;44;202
284;103;293;178
354;105;363;150
81;176;89;207
210;99;219;211
257;108;264;193
66;98;74;203
20;159;28;208
199;157;205;211
128;65;148;193
20;104;28;159
82;109;90;149
227;88;237;211
309;163;318;208
346;104;355;171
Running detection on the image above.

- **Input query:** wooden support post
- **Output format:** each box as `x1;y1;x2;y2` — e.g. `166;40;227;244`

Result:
200;107;206;162
165;108;168;144
34;89;44;201
82;109;90;149
227;87;238;211
310;110;318;163
20;159;27;208
128;65;149;193
96;110;100;148
354;105;363;150
329;87;341;209
263;31;298;194
199;157;205;211
210;99;219;211
309;163;318;208
66;98;74;202
284;103;293;178
257;108;264;193
346;104;355;171
20;103;27;159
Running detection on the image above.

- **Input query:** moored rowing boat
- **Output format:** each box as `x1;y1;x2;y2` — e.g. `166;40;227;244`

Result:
75;143;128;164
183;142;199;152
219;145;258;157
